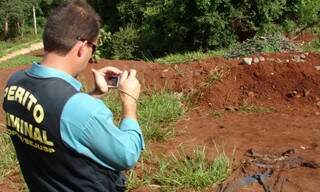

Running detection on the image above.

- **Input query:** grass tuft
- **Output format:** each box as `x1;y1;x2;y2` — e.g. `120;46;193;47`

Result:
155;50;226;65
239;102;273;113
138;91;186;141
211;110;224;118
103;90;186;142
204;66;229;87
153;147;231;191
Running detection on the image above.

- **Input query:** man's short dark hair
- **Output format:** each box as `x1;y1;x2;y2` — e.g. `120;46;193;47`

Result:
43;0;101;55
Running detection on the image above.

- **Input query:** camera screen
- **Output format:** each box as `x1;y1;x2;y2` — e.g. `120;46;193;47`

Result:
106;76;119;87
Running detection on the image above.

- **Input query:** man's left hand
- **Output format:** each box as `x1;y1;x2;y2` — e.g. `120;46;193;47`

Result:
90;66;122;97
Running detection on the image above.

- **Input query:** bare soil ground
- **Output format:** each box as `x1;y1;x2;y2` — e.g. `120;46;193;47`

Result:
0;51;320;191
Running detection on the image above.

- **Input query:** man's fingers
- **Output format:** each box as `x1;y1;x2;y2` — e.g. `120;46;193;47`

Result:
119;70;128;83
92;68;105;76
98;66;122;75
128;69;137;79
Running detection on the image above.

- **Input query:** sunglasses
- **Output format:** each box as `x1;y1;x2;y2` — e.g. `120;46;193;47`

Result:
76;37;97;55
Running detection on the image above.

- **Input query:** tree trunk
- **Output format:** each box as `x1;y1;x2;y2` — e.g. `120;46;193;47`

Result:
22;20;24;39
33;5;37;35
17;21;23;39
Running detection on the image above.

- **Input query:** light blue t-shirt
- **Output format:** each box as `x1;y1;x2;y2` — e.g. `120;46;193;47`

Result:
26;62;145;171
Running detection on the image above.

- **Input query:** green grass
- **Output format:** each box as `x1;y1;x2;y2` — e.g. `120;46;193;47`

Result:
302;39;320;52
155;50;226;65
103;90;186;142
209;102;273;117
0;55;41;69
126;148;154;190
210;110;224;118
0;130;18;182
126;147;231;192
0;129;28;191
204;66;230;87
0;35;41;58
152;147;231;191
138;91;186;141
239;102;273;113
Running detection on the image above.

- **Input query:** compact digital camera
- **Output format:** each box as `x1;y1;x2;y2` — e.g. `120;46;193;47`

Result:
106;76;119;88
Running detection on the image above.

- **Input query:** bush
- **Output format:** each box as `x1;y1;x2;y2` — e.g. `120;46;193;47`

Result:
110;25;140;59
95;25;139;60
90;0;320;59
225;33;300;58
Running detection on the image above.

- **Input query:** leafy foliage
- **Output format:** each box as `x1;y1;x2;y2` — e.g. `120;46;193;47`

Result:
0;0;60;40
225;34;300;58
92;0;320;59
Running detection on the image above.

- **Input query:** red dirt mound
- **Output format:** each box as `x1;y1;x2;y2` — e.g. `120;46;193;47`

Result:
197;52;320;110
80;52;320;111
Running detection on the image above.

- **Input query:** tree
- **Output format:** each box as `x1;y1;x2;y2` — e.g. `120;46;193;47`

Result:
0;0;33;40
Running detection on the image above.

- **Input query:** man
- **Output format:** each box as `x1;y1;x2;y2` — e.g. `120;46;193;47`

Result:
2;1;144;191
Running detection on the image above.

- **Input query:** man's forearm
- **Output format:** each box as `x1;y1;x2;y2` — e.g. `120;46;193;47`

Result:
122;102;137;120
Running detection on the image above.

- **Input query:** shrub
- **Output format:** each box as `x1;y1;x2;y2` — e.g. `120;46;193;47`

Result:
90;0;320;59
95;25;140;60
225;33;300;58
109;25;140;59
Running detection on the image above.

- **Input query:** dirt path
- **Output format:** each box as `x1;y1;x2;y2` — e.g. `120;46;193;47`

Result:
0;42;43;62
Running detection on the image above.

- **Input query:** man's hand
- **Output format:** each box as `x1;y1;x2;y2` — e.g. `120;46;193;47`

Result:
90;66;122;97
119;69;141;120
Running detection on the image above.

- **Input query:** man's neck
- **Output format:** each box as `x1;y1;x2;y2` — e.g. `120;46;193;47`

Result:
42;53;75;76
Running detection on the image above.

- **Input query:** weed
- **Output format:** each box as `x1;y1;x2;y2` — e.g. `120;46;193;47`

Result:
239;102;273;113
126;149;154;191
211;110;224;118
126;170;149;191
153;147;231;191
225;34;300;58
204;67;224;86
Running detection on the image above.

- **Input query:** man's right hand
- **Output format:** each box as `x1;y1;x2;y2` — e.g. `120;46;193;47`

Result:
119;69;141;120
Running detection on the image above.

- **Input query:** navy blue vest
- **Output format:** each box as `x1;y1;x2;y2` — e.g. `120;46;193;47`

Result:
2;71;126;192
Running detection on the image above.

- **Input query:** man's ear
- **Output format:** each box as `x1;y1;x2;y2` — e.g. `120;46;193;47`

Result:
69;41;84;58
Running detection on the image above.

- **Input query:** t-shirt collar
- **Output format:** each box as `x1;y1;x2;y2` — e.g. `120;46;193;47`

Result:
26;61;82;91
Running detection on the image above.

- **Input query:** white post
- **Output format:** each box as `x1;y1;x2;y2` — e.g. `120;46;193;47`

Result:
33;5;38;35
4;15;9;39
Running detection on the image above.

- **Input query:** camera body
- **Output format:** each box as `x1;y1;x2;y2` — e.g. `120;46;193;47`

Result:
106;76;119;88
